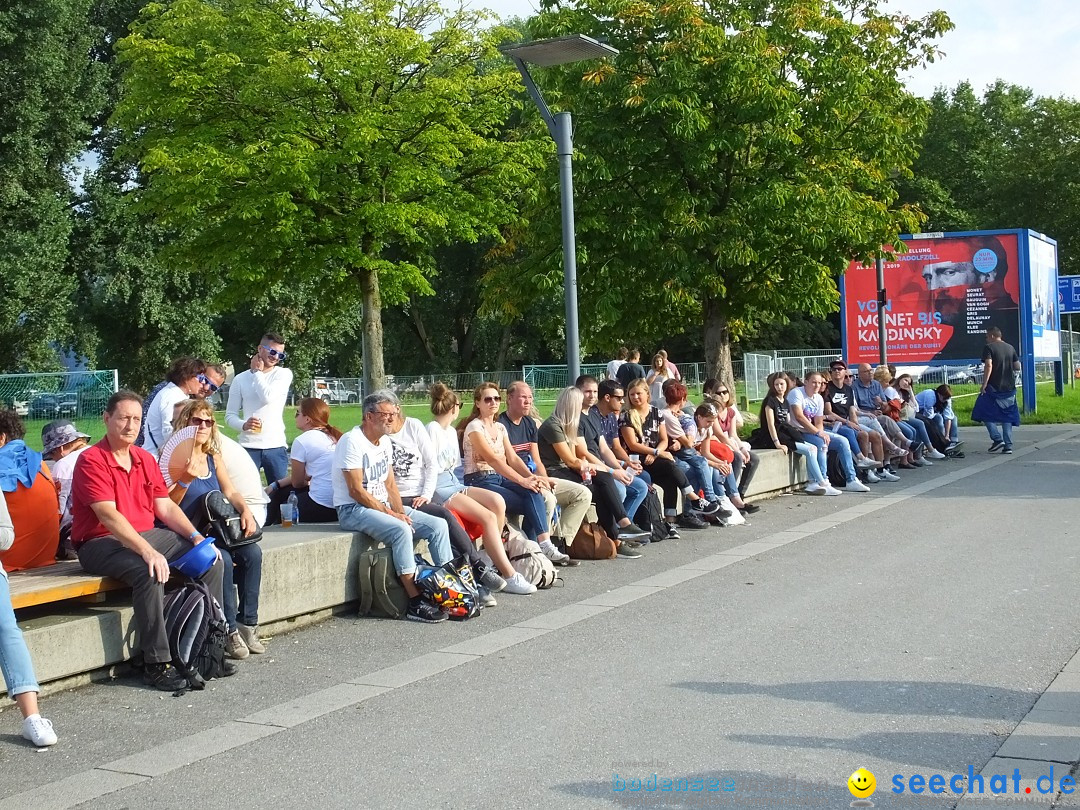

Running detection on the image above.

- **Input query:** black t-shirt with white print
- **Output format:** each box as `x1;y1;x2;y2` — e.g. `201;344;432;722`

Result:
824;382;855;420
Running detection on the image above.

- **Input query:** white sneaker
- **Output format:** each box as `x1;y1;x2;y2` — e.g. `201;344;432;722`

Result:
844;479;871;493
879;470;901;482
926;449;946;460
856;457;878;470
541;544;571;565
823;485;843;496
864;470;881;483
22;715;57;747
503;572;537;595
804;482;825;495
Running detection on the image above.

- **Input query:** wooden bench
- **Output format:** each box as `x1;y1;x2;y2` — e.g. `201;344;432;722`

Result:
8;561;126;610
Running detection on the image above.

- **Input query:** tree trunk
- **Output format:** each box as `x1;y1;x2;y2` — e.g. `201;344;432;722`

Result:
703;293;737;400
407;296;437;363
493;322;513;371
359;267;385;396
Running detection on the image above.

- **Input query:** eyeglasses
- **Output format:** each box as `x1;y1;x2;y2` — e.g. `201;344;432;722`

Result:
196;373;220;393
189;417;215;427
261;345;287;360
482;395;501;404
373;409;398;418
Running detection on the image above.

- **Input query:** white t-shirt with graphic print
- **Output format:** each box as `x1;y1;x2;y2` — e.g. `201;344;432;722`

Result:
332;427;392;508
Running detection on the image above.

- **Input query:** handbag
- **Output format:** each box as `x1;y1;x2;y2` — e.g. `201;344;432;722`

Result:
200;490;262;550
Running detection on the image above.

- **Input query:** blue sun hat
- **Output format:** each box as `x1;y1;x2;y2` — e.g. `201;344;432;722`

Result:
171;536;218;578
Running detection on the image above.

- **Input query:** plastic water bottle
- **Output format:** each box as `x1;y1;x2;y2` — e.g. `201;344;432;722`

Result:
581;466;592;484
283;492;299;528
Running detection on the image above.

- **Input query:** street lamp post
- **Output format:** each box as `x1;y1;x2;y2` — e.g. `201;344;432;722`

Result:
500;35;619;385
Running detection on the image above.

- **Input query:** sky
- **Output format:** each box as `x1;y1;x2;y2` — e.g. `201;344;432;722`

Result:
474;0;1080;100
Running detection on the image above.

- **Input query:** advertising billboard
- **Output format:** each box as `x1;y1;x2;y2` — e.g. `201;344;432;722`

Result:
841;232;1021;364
1026;232;1060;359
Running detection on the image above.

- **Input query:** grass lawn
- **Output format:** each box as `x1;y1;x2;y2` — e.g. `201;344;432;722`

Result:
14;381;1075;453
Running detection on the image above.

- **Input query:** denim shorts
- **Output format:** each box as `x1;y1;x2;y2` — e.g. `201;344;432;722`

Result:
432;471;467;505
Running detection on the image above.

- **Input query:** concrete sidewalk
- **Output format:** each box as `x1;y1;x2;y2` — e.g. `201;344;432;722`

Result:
3;425;1080;810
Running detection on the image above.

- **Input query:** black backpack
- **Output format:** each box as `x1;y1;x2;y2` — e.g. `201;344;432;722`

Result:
163;580;229;690
634;486;668;544
826;447;847;488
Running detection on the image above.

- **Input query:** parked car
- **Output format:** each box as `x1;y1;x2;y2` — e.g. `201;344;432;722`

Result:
10;390;32;417
311;379;359;404
78;390;111;419
29;394;60;421
57;392;78;418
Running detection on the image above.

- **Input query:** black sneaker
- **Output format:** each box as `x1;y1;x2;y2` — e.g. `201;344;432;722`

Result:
617;522;649;540
665;523;680;540
616;542;643;558
691;499;721;516
143;663;188;692
1002;447;1013;455
407;598;448;623
677;511;709;529
220;660;239;678
741;503;761;515
988;440;1004;452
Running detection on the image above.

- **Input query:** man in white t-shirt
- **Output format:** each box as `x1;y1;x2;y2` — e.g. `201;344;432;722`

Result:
606;346;629;381
226;332;293;484
333;390;452;624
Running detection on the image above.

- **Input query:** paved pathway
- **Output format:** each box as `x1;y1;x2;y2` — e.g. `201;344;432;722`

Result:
3;425;1080;810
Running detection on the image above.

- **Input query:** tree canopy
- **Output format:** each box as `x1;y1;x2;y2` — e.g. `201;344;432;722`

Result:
490;0;951;385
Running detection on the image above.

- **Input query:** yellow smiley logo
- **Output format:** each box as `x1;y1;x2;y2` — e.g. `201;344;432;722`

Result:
848;768;876;798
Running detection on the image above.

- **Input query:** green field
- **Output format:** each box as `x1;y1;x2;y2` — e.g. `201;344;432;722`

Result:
14;381;1074;453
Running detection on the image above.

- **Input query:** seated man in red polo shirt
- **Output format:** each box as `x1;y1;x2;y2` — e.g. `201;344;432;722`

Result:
70;391;235;691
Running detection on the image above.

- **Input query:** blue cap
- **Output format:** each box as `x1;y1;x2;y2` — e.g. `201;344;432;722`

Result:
171;537;217;578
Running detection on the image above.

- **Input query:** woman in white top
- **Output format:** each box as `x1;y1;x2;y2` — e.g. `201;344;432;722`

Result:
267;398;340;523
457;382;558;555
645;353;671;408
394;391;534;596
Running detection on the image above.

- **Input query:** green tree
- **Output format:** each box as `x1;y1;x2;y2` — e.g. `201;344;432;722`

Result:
114;0;543;393
495;0;949;388
0;1;104;371
902;82;1080;274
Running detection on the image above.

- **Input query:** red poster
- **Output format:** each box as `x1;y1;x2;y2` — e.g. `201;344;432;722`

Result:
843;233;1021;364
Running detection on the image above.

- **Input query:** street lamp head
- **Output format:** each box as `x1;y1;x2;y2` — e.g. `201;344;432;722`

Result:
500;34;619;67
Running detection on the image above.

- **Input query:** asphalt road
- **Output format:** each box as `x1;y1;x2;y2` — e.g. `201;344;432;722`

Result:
3;424;1080;810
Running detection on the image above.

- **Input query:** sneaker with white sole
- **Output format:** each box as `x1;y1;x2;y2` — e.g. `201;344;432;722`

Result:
226;630;249;660
878;470;901;482
22;715;57;747
406;598;447;623
478;566;507;593
665;523;681;540
856;457;878;470
843;479;871;492
477;586;497;607
912;457;930;467
864;470;881;483
988;440;1004;452
617;522;649;540
503;572;537;595
926;449;946;460
541;545;578;566
616;543;644;558
823;485;843;496
804;482;825;495
237;623;266;654
691;499;721;516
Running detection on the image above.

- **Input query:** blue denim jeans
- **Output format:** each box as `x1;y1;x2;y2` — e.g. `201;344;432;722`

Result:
793;441;824;484
244;446;289;484
826;423;862;457
337;502;451;576
985;421;1014;447
800;433;829;480
615;474;650;522
903;417;933;449
674;448;718;501
0;574;39;696
463;472;548;542
219;542;262;631
828;435;856;482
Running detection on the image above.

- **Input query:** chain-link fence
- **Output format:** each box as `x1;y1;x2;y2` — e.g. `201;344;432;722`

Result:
0;370;119;433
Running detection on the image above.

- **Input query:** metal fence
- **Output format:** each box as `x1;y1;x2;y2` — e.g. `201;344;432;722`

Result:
743;350;844;401
0;370;119;425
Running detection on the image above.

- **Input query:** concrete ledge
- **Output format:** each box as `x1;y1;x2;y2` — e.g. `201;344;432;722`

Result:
12;451;806;694
742;448;809;500
10;526;386;695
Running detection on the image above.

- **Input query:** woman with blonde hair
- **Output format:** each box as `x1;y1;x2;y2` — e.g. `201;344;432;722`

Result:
267;397;341;523
645;353;671;408
169;399;263;659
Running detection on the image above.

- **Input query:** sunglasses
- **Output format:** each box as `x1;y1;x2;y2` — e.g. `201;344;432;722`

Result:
261;345;287;360
196;373;220;393
189;417;215;427
482;395;501;404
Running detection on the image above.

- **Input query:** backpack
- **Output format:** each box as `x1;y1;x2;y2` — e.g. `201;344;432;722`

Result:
504;525;559;589
162;580;229;690
826;447;847;488
356;536;430;619
634;486;667;544
569;521;618;560
135;380;169;448
415;555;482;620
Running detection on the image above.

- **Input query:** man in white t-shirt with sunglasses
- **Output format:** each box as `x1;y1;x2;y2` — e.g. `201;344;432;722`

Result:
226;332;293;484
